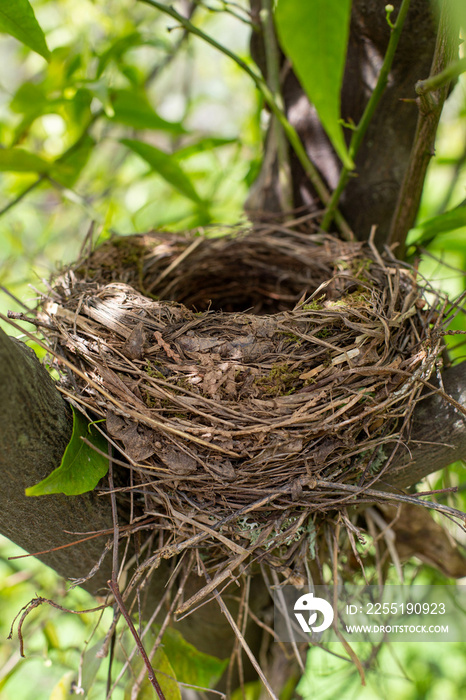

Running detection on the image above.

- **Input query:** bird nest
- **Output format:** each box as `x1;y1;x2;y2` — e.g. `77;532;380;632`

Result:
36;222;445;608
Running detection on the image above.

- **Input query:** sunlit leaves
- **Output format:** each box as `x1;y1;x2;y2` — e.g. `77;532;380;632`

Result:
124;625;227;699
125;647;181;700
274;0;353;169
0;0;50;60
162;627;228;689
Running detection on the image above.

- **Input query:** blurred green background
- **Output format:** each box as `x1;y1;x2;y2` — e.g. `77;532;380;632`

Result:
0;1;465;698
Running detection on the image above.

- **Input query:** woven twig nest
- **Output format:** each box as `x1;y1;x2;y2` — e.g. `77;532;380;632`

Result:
38;223;444;598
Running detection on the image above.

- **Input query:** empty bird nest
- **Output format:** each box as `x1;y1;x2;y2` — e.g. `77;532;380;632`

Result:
34;219;450;603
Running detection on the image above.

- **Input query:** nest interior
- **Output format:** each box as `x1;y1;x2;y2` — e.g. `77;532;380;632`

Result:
39;223;444;604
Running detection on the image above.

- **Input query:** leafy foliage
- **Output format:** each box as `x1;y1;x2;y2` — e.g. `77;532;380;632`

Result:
121;138;205;206
0;0;258;332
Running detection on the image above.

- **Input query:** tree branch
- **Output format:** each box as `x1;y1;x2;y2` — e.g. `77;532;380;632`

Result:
387;0;459;255
0;328;112;592
387;362;466;487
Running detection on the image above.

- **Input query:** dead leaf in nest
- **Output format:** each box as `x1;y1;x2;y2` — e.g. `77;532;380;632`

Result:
106;412;157;461
202;362;238;398
247;437;304;465
122;322;146;360
378;503;466;578
99;367;147;408
219;335;274;361
205;457;236;482
178;333;273;362
177;335;223;353
309;438;343;467
159;447;197;475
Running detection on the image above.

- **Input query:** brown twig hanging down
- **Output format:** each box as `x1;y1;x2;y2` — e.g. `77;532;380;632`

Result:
8;597;108;658
107;579;167;700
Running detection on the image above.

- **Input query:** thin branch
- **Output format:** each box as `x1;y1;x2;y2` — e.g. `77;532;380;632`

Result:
313;479;466;524
138;0;353;240
145;2;198;86
331;523;366;685
0;176;45;218
260;0;293;210
416;56;466;95
321;0;412;231
388;0;459;256
194;0;253;25
8;596;108;657
0;111;102;220
107;579;167;700
200;564;279;700
107;451;120;584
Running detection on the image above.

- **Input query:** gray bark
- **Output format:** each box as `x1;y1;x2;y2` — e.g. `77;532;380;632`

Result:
389;363;466;487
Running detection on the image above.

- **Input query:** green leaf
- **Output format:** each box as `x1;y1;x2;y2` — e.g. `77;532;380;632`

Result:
162;627;228;688
52;134;95;188
25;408;109;496
96;32;170;78
96;31;143;77
79;643;105;697
274;0;353;169
10;82;46;115
121;138;204;204
0;147;52;173
173;136;237;160
0;0;50;60
124;646;181;700
108;89;185;134
407;205;466;247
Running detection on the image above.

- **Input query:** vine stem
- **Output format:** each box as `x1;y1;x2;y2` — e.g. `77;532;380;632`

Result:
139;0;353;240
320;0;412;232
